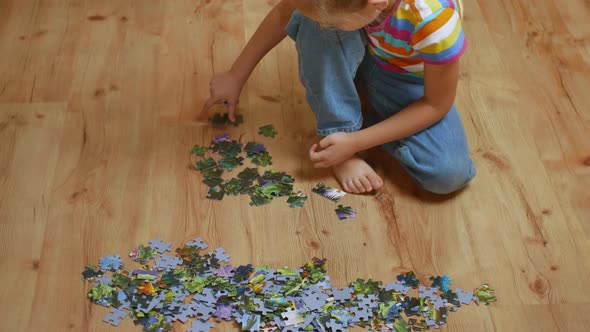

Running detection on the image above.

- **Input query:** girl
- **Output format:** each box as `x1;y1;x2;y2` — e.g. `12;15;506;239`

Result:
201;0;476;195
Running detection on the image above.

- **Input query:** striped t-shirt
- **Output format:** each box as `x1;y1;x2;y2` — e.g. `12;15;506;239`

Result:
365;0;466;76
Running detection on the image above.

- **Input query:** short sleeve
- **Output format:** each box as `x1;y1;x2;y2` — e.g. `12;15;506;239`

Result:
411;7;467;65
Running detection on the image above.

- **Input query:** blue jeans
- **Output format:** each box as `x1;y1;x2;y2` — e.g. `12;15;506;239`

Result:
286;11;476;194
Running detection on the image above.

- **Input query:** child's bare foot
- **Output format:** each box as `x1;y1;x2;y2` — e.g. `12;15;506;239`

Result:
333;156;383;194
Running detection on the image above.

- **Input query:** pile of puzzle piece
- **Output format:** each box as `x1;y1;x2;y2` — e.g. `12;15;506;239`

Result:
83;238;496;332
196;114;359;220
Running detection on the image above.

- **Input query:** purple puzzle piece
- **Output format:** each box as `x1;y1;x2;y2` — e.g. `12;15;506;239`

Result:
213;304;233;321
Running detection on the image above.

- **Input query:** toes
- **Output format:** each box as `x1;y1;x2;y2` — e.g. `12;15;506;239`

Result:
347;180;360;194
359;176;373;192
367;173;384;190
354;179;366;193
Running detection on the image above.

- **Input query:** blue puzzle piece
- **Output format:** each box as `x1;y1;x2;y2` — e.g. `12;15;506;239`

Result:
99;255;122;271
155;254;182;271
95;274;112;284
455;288;475;305
419;286;439;300
214;247;230;263
186;237;209;249
187;319;215;332
103;307;127;326
385;281;410;294
149;238;172;253
332;287;353;302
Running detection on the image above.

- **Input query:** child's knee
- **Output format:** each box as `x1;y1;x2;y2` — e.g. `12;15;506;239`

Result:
419;160;476;195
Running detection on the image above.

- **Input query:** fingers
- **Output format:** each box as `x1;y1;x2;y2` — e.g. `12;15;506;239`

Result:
319;136;333;149
198;97;217;121
227;102;237;122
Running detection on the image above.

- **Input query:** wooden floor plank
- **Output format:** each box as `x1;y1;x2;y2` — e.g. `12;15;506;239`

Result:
0;0;589;331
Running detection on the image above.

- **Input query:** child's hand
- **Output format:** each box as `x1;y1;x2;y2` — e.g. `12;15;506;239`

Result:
200;71;244;122
309;132;360;168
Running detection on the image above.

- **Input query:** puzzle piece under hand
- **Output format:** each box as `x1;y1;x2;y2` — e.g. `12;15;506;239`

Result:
103;307;127;326
149;239;172;253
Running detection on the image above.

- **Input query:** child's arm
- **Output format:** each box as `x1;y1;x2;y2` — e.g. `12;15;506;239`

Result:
309;61;460;168
200;0;296;122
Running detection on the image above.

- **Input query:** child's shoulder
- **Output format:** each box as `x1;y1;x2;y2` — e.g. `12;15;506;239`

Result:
399;0;464;22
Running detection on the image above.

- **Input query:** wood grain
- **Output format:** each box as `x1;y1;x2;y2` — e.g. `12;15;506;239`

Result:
0;0;589;331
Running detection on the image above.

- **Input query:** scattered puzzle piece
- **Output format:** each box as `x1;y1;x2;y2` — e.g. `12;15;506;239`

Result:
258;124;278;138
312;183;346;203
335;205;357;220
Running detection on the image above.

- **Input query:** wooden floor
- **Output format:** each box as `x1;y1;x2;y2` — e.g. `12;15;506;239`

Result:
1;0;589;331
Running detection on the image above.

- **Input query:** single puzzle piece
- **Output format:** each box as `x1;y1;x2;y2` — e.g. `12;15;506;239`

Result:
244;142;266;156
203;177;223;188
282;309;304;326
258;124;278;138
430;275;453;293
219;156;245;171
186;237;209;250
312;183;346;203
326;318;349;332
187;319;215;332
237;167;260;182
103;307;127;326
95;275;112;284
209;112;243;128
418;286;438;300
335;205;357;220
426;319;440;329
287;191;308;208
149;238;172;253
397;271;420;288
191;145;209;157
155;254;182;271
213;304;233;321
213;247;230;263
81;266;103;280
206;187;225;201
251;151;272;166
455;288;475;305
349;306;373;323
217;264;235;278
242;313;261;331
332;287;354;302
474;284;497;305
385;281;410;295
195;157;218;172
431;297;447;310
220;178;244;195
99;255;122;271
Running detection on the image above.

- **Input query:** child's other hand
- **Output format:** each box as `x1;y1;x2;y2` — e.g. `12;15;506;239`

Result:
309;132;360;168
199;71;244;122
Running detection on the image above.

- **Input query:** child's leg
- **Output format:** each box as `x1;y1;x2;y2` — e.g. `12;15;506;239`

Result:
285;11;366;136
359;55;476;195
286;12;384;193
